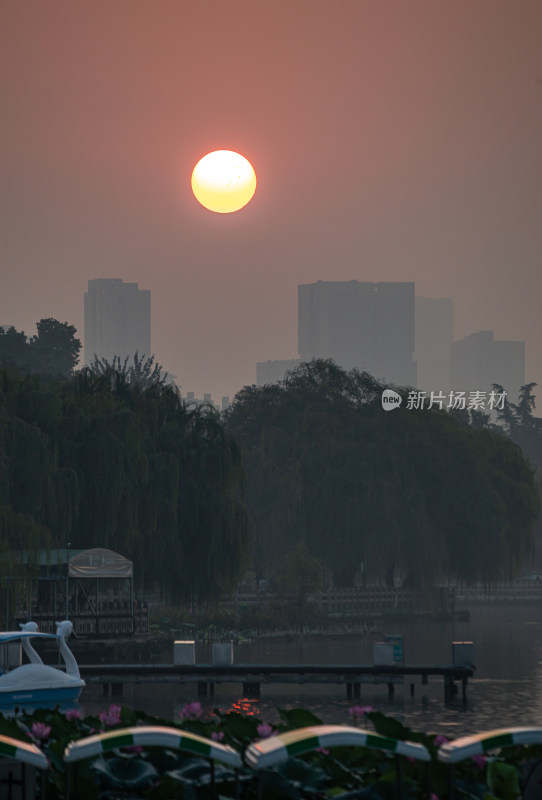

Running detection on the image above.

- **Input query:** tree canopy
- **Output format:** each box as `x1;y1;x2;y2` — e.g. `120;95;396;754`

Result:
88;352;167;388
0;367;247;602
0;319;81;377
225;359;539;587
491;382;542;471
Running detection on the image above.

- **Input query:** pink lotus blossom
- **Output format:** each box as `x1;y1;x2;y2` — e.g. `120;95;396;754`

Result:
64;708;82;721
348;705;373;718
471;754;487;769
211;731;224;742
30;722;51;743
124;745;144;754
100;704;122;727
179;701;202;720
431;794;439;800
256;723;274;739
434;735;449;747
315;746;330;755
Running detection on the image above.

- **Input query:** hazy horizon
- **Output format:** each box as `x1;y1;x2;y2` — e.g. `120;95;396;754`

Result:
2;1;541;404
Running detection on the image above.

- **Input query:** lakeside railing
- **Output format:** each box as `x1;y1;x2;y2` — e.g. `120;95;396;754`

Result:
14;601;149;637
218;586;457;616
455;579;542;601
218;579;542;618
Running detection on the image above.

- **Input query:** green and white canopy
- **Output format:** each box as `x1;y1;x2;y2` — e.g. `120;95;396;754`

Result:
438;727;542;764
0;734;49;769
63;725;242;768
245;725;430;770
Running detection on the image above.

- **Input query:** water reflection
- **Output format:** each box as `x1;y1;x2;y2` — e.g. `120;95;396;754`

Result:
1;699;81;718
79;603;542;737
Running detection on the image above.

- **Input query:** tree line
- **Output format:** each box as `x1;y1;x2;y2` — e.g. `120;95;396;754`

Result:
0;318;539;599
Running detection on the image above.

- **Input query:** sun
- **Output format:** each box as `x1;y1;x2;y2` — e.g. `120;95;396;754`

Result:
191;150;257;213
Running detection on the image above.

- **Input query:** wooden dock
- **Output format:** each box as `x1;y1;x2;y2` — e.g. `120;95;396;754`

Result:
80;662;473;701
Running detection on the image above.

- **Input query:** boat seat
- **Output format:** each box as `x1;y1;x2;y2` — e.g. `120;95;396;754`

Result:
245;724;431;799
63;725;242;799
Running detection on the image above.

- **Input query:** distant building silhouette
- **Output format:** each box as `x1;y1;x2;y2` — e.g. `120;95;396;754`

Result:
451;331;525;402
84;279;150;366
415;296;454;393
256;359;300;386
183;391;230;412
298;280;416;386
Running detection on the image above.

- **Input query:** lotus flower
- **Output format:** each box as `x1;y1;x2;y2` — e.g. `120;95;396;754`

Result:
179;701;202;720
100;704;122;727
348;705;373;719
256;723;274;739
31;722;51;743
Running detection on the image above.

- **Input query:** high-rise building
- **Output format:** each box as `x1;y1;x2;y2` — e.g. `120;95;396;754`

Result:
84;279;150;366
298;280;416;386
415;296;454;393
451;331;525;402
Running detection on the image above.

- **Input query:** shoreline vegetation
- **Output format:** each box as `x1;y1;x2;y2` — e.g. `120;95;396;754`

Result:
0;357;540;621
2;702;539;798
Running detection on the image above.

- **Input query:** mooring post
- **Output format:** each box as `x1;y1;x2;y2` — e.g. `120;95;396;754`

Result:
444;675;455;702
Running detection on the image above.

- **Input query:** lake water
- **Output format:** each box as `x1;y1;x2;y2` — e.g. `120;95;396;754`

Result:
79;602;542;738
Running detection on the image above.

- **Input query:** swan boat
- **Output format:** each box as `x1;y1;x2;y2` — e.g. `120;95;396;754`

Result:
0;620;85;706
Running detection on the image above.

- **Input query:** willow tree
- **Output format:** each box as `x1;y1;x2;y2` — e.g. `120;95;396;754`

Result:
0;366;248;604
225;359;539;587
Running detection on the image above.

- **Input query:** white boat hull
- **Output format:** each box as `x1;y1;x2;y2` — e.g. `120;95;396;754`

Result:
1;685;83;706
0;662;85;707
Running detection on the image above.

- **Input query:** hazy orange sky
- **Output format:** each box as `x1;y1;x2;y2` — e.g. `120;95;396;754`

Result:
2;0;541;403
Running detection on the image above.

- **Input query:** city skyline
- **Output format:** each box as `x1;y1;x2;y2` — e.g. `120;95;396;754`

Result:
0;273;530;406
2;2;541;405
257;281;525;401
